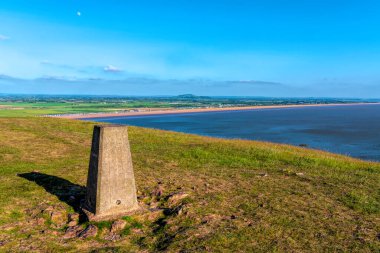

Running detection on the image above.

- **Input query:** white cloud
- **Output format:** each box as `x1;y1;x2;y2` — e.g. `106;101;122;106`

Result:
77;11;81;17
104;65;122;73
0;34;10;41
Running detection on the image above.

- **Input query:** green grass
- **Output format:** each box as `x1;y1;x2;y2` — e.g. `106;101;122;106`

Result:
0;117;379;252
0;101;181;117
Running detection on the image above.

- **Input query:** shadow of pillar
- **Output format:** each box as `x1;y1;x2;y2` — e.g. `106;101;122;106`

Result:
18;172;86;218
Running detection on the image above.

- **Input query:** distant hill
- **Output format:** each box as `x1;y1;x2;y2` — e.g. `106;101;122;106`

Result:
175;94;211;99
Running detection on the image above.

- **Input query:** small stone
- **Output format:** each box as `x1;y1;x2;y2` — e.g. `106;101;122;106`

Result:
35;217;45;226
167;192;189;206
147;208;164;221
296;172;304;176
63;225;82;239
131;228;143;234
42;206;54;216
201;214;221;224
50;211;66;225
152;185;164;197
67;220;78;227
104;233;121;241
258;173;268;177
77;225;98;239
50;230;60;236
110;220;127;233
68;213;79;222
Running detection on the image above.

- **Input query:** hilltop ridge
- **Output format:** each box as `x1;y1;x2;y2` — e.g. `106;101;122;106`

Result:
0;117;379;252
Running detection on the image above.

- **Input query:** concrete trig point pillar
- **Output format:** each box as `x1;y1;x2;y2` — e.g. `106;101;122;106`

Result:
82;125;141;221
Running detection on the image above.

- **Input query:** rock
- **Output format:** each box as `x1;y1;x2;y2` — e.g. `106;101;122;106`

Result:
201;214;221;224
167;192;189;206
147;208;164;221
67;220;78;227
35;217;45;226
296;172;304;176
68;213;79;222
67;213;79;227
152;185;164;197
42;206;54;216
62;225;82;239
131;228;143;234
104;233;121;241
77;225;98;239
110;220;127;233
49;230;60;236
258;173;268;177
50;211;66;225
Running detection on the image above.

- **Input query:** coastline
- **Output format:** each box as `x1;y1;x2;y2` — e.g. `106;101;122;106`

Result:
50;102;380;119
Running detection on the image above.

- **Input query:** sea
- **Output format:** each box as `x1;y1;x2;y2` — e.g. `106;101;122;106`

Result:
83;104;380;162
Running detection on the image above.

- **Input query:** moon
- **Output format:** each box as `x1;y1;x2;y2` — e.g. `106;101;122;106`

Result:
77;11;81;16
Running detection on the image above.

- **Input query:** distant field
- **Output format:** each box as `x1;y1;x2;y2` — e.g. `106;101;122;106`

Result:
1;95;376;117
0;101;175;117
0;117;379;252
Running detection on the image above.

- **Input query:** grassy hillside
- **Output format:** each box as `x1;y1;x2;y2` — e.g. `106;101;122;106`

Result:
0;117;379;252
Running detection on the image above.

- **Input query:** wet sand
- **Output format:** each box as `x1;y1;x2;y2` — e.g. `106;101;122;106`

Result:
49;102;379;119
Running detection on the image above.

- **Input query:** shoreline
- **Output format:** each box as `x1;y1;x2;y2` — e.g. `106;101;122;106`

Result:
49;102;380;120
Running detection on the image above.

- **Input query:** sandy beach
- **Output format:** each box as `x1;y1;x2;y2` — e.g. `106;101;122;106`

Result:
50;102;379;119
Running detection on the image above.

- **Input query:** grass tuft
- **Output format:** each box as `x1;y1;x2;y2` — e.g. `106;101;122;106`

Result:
341;191;380;214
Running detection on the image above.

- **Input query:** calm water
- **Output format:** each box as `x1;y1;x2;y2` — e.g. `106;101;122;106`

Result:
84;104;380;162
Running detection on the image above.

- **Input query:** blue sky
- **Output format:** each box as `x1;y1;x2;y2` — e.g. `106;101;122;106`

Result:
1;0;380;97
